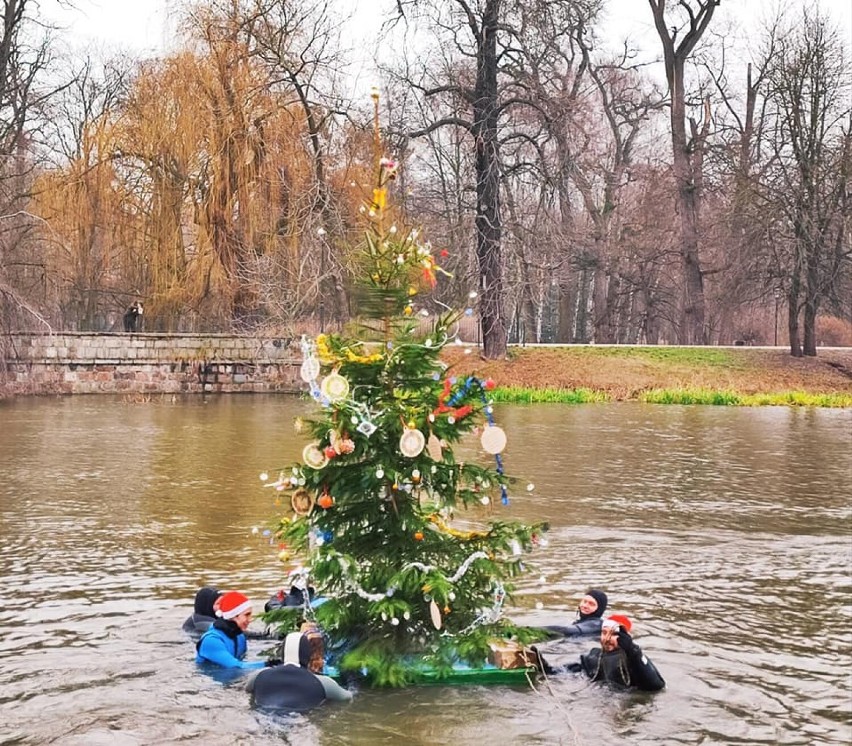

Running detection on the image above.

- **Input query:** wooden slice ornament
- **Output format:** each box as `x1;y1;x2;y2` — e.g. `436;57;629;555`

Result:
427;432;443;461
300;357;321;383
320;371;350;402
302;443;329;469
399;428;426;458
480;425;507;454
429;599;442;630
291;488;315;515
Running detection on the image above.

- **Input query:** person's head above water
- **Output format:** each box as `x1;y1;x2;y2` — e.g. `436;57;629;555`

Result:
194;586;223;617
578;589;608;620
601;614;632;652
215;591;254;631
281;632;312;668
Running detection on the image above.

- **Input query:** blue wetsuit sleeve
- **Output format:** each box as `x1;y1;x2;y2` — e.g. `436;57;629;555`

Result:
198;634;265;669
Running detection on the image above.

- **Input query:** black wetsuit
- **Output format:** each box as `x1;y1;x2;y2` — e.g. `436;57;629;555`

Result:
182;586;273;640
543;589;608;638
265;585;316;612
543;616;603;638
574;644;666;691
182;587;221;638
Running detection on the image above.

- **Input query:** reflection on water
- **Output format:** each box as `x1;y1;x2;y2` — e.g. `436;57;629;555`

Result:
0;396;849;745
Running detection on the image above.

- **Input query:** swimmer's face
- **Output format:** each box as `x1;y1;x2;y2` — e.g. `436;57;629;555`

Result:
233;609;253;631
579;595;599;616
601;622;620;652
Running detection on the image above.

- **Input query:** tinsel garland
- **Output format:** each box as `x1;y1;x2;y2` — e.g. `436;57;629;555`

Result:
321;549;490;603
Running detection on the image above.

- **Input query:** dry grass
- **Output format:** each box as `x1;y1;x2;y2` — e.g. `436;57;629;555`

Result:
440;346;852;400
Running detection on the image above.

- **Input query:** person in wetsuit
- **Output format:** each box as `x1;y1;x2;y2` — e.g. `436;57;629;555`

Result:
544;589;609;637
183;585;275;641
570;614;665;691
264;585;316;612
195;591;269;670
246;631;352;712
264;567;323;612
182;586;222;638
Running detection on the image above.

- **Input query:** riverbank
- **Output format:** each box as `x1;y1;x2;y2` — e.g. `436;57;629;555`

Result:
3;336;850;406
441;346;852;407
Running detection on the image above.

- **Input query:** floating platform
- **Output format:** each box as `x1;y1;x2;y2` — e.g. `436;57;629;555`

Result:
417;664;537;686
327;662;538;687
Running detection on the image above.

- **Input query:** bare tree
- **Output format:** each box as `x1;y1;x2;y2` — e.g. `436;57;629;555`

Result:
569;47;666;343
244;0;354;329
702;49;769;344
35;54;134;330
395;0;601;358
0;0;64;332
760;10;851;356
648;0;719;344
405;0;509;359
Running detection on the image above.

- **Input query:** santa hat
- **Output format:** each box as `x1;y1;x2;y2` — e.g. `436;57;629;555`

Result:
216;591;252;620
603;614;633;633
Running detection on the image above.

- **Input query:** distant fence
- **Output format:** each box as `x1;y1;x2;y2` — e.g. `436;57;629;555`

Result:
1;332;305;396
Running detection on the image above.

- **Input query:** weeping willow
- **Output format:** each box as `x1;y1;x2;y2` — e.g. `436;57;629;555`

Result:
30;1;373;332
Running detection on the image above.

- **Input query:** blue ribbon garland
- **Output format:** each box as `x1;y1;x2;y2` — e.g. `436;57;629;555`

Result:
448;376;509;505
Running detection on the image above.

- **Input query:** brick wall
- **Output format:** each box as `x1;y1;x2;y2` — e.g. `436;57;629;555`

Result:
1;333;304;395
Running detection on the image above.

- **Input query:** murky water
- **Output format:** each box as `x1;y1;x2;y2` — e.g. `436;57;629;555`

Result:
0;396;850;745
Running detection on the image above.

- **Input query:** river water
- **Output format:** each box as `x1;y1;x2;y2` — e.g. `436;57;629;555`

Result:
0;395;849;745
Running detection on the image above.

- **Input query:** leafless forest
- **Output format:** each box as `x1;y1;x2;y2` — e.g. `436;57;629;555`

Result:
0;0;849;358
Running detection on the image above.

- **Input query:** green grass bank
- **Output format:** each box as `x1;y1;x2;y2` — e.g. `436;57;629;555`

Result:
441;346;852;408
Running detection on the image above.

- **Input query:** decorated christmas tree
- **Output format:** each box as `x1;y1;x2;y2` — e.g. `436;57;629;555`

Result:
261;91;547;686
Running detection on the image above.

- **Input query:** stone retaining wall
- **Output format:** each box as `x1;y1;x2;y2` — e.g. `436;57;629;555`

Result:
1;333;304;395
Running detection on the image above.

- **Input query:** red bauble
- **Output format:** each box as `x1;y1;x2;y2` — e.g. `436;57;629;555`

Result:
324;445;337;459
484;378;496;391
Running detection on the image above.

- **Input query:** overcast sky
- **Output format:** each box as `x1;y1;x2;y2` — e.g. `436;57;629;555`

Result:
45;0;852;92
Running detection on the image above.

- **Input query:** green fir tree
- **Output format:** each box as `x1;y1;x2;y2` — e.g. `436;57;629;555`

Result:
263;100;547;686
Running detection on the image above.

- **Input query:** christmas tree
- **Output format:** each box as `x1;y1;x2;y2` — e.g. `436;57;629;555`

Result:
262;91;547;686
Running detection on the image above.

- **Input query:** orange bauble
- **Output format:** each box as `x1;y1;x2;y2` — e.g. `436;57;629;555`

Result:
414;531;424;541
318;494;334;509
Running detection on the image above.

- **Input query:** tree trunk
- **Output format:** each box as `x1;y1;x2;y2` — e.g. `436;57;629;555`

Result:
599;263;621;344
803;233;820;356
592;264;610;343
556;276;577;343
787;280;802;357
574;264;591;343
649;1;717;345
473;0;507;359
671;74;707;345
